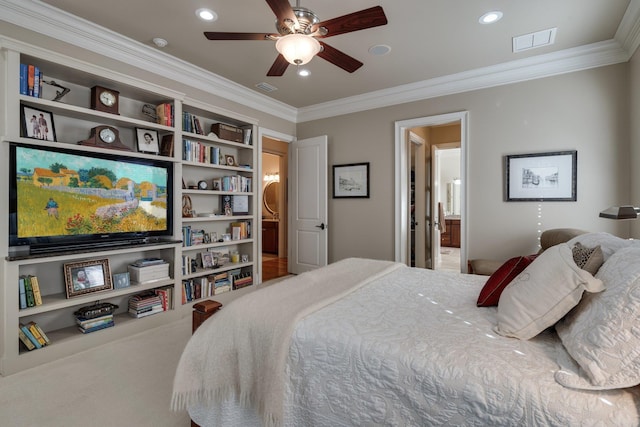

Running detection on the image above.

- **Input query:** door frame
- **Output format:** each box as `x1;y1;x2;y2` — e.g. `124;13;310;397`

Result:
394;111;469;271
258;127;295;284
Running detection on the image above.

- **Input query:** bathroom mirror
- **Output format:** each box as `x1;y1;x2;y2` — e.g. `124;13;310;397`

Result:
263;181;278;216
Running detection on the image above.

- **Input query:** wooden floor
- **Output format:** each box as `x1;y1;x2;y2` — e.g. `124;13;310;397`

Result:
262;255;289;282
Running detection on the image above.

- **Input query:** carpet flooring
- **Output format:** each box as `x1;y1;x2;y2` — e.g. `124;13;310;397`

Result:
0;274;295;426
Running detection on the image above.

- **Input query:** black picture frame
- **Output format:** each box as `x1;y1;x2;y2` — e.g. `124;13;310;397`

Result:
505;150;577;201
135;128;160;154
21;105;56;142
333;162;370;198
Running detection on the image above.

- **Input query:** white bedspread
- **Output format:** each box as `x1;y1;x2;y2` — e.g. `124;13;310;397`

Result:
190;266;640;426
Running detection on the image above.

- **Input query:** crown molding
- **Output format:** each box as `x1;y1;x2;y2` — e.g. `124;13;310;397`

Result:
297;39;629;122
2;0;640;125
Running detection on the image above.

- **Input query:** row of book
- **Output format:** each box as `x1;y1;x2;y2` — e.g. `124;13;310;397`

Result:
19;275;42;309
183;139;222;164
182;226;206;247
76;313;114;334
216;175;252;193
18;321;50;351
181;269;252;303
183;111;204;134
19;63;44;98
128;286;173;318
156;103;174;127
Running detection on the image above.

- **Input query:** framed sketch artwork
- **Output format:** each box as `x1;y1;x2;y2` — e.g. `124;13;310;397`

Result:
333;162;370;198
505;151;577;201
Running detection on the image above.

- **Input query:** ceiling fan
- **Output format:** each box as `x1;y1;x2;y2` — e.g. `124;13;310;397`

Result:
204;0;388;76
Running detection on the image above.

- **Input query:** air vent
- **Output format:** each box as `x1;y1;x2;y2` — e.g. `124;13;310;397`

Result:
255;82;278;92
512;28;557;53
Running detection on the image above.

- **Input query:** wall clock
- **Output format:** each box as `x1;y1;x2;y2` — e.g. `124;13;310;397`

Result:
91;85;120;115
78;125;131;151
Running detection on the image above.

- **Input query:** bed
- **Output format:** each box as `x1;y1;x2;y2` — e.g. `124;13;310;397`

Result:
172;232;640;426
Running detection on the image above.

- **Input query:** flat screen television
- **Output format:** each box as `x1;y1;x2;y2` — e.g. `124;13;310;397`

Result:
9;142;174;256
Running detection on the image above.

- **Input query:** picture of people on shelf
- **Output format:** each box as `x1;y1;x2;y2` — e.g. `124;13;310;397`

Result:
143;132;154;145
73;270;90;290
44;197;59;219
39;113;50;140
29;113;50;140
73;266;105;291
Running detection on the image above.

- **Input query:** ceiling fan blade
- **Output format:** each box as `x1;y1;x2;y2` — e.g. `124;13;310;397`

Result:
313;6;388;38
317;42;363;73
267;54;290;76
265;0;299;28
204;32;278;41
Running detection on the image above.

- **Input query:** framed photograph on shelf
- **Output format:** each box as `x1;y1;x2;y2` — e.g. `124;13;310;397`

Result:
333;162;370;198
64;259;112;298
201;252;215;269
224;155;236;167
113;272;130;289
135;128;160;154
232;195;249;215
21;105;56;142
505;150;577;201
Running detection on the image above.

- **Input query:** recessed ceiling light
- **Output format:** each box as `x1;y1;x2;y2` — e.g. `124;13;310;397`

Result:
196;8;217;22
297;69;311;77
369;44;391;56
479;11;503;24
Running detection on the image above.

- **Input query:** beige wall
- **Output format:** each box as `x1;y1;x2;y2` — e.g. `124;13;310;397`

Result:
630;48;640;238
298;64;631;263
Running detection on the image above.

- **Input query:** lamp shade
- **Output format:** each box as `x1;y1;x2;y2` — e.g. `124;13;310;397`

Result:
599;205;640;219
275;34;321;65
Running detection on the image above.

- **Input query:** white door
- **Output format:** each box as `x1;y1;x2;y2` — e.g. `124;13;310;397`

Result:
289;136;328;274
431;145;442;268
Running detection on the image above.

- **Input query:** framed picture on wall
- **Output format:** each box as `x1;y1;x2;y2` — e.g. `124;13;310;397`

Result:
505;150;577;201
333;162;370;198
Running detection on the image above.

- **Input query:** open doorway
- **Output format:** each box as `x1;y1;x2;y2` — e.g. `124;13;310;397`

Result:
262;138;289;282
394;111;468;272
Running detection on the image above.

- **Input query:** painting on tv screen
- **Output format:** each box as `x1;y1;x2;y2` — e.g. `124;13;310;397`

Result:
14;145;169;239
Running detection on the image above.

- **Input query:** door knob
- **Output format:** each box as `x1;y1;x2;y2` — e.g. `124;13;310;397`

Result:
315;223;326;230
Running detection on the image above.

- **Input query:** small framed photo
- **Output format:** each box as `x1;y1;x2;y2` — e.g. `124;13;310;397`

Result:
113;272;130;289
212;178;222;191
333;162;370;198
201;252;215;269
505;150;577;201
21;105;56;142
232;195;249;215
64;259;112;298
210;232;218;242
241;254;249;263
224;155;236;167
136;128;160;154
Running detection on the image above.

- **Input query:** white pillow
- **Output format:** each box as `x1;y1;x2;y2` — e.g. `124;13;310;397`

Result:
494;243;604;340
566;232;638;261
555;246;640;390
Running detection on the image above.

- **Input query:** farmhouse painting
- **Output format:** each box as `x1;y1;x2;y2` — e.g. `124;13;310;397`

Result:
15;146;168;239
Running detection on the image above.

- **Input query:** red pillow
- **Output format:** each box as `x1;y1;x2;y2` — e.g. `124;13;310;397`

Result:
476;254;538;307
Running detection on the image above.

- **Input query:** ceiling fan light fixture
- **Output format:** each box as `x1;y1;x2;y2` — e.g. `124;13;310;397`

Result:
276;34;321;65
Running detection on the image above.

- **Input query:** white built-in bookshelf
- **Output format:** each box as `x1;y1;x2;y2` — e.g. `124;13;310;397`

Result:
0;39;258;374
